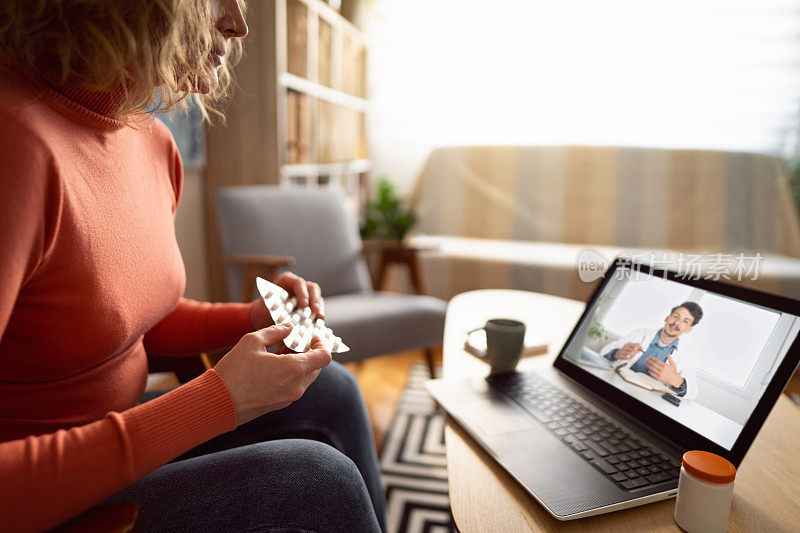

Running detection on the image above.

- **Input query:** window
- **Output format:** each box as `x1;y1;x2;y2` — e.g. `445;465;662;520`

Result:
691;293;780;389
366;0;800;191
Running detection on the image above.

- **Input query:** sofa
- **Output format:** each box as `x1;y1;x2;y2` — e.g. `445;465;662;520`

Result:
409;145;800;302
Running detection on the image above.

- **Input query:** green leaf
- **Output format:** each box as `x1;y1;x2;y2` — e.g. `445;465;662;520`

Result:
362;177;418;241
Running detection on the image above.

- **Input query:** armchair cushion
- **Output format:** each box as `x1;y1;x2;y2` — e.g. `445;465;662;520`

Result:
216;186;447;363
216;187;372;298
323;292;447;363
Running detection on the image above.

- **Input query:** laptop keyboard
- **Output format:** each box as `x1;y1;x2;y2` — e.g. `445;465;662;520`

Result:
486;371;681;491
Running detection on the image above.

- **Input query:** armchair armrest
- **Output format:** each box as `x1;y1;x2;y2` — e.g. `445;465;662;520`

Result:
225;253;296;303
225;253;296;268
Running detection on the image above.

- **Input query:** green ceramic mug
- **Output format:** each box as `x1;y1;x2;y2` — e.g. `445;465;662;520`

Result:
469;318;526;374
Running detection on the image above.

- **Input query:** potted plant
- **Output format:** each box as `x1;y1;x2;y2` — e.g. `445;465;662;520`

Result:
585;320;609;351
360;177;417;242
584;294;612;352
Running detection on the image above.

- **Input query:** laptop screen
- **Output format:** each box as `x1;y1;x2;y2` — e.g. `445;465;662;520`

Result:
557;263;800;451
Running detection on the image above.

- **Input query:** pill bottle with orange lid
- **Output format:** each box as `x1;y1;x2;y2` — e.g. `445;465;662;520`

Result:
674;450;737;533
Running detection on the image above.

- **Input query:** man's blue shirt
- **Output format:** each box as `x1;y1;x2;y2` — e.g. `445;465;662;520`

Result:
604;329;687;396
629;331;678;373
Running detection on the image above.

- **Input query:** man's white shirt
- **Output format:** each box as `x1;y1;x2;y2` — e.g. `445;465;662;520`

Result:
600;327;699;400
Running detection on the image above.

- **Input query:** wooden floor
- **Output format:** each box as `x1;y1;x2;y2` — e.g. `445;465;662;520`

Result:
784;373;800;395
344;348;442;453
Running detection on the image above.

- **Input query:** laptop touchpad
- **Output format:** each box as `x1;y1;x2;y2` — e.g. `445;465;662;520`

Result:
452;399;535;435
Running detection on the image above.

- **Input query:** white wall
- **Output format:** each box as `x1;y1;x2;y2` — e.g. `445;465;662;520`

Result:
364;0;800;194
691;294;779;388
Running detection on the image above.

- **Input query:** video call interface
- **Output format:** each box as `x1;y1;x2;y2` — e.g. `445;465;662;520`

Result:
561;266;800;450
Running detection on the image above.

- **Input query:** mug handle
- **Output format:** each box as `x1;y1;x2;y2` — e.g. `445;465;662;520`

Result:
465;327;488;359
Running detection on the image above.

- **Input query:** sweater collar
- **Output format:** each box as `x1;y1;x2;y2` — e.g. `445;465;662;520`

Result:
0;64;138;130
49;83;128;118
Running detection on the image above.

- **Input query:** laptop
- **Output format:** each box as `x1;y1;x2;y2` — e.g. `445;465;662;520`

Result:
426;258;800;520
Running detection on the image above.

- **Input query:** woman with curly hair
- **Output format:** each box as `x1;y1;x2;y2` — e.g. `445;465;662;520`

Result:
0;1;384;531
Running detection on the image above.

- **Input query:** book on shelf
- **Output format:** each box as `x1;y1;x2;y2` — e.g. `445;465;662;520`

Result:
317;100;335;163
318;18;332;87
342;35;365;97
286;90;310;164
287;0;308;78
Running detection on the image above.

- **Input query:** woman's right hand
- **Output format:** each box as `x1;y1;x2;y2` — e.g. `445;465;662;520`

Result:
214;324;332;425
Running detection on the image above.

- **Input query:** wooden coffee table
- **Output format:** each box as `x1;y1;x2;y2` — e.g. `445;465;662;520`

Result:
441;289;800;532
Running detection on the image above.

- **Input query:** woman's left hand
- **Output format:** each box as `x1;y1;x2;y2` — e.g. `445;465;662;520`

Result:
249;272;326;329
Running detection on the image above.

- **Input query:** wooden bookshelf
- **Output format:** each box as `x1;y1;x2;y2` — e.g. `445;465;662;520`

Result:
205;0;369;301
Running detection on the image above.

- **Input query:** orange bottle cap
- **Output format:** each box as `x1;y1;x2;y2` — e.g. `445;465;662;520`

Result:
682;450;736;484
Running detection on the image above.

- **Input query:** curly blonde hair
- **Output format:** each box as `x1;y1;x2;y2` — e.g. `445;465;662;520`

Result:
0;0;245;120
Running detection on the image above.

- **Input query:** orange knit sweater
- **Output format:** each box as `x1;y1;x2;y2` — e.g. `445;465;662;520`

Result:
0;68;251;532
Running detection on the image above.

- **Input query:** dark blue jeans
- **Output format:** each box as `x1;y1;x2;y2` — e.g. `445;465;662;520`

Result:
106;362;385;532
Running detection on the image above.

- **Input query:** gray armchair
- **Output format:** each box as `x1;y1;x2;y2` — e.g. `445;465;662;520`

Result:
215;186;446;374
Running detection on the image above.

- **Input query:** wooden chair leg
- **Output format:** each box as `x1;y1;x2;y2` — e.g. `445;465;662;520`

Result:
424;348;436;379
407;254;425;295
375;254;391;291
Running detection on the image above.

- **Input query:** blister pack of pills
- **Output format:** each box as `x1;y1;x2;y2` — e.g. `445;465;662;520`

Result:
256;277;350;354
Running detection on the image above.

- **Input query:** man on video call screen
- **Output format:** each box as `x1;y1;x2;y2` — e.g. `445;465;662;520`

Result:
563;267;800;449
600;302;702;400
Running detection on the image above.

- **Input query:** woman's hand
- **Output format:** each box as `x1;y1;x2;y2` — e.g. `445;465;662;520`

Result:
249;272;326;329
214;324;332;425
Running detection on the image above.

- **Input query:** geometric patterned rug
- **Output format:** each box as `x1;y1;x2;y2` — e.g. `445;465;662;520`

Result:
380;362;457;533
378;374;800;532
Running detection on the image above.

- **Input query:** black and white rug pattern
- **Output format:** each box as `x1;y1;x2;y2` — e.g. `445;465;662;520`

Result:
380;362;456;533
377;370;800;532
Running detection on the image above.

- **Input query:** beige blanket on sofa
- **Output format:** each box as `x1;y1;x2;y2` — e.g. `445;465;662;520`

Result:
410;146;800;301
